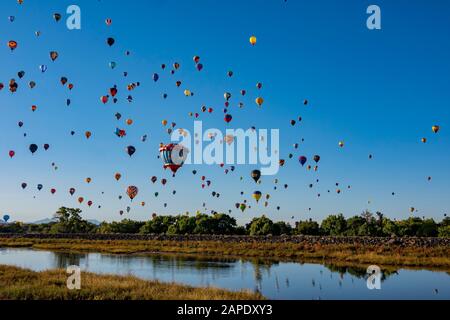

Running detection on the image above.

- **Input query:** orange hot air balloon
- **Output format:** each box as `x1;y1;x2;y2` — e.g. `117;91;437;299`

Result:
255;97;264;107
85;177;92;184
126;119;133;125
115;173;122;181
31;105;37;112
162;120;168;126
85;131;92;139
8;40;18;51
78;197;84;204
249;36;257;46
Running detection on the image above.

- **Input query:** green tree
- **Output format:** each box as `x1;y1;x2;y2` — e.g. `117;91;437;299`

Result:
320;214;347;236
248;215;274;236
50;207;95;233
295;219;320;235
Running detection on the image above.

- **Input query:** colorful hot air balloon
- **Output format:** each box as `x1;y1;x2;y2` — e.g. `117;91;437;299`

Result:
115;173;122;181
159;143;189;174
126;186;139;200
8;40;18;51
224;114;233;123
249;35;257;46
252;191;262;203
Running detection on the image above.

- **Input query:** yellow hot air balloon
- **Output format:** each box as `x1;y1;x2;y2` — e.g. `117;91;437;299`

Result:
252;191;262;203
184;89;191;97
432;125;440;133
255;97;264;107
249;35;257;46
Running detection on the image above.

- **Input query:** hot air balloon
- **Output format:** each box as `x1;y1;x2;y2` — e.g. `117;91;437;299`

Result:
115;173;122;181
313;155;321;163
43;144;50;151
29;144;38;154
126;146;136;157
252;191;262;203
151;176;157;184
339;141;344;148
3;215;10;223
105;18;112;26
126;186;139;200
85;131;92;139
240;203;247;212
53;13;62;22
432;125;440;133
49;51;58;61
255;97;264;107
87;201;93;207
8;40;17;51
50;188;56;195
299;156;307;166
159;143;189;175
249;35;257;46
153;73;159;82
224;114;233;123
37;184;43;191
69;188;76;196
21;183;27;189
39;65;47;73
78;197;84;204
251;170;261;183
8;150;15;158
107;37;115;46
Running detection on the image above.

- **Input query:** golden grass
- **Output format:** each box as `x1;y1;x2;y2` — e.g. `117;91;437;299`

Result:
1;237;449;270
0;265;264;300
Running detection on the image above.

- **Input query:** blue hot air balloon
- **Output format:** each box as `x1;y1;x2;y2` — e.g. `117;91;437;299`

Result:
3;215;10;223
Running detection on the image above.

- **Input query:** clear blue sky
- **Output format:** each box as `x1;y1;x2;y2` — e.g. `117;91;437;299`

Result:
1;0;449;224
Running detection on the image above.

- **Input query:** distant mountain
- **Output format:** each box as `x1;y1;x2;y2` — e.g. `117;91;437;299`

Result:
30;218;102;226
30;218;58;225
87;219;102;226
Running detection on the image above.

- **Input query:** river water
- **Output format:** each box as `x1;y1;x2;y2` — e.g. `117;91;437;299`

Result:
0;248;448;299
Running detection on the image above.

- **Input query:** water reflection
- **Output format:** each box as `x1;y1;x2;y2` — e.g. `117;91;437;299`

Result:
0;248;448;300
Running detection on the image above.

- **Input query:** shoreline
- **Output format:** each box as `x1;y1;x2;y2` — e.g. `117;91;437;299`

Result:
1;234;449;270
0;265;264;300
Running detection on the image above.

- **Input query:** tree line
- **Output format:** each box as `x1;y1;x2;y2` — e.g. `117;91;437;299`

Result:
1;207;449;238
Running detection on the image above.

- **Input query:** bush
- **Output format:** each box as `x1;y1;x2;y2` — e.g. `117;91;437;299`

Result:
248;215;274;236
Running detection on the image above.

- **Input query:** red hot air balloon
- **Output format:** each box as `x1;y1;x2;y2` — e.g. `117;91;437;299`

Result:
126;186;139;200
9;150;15;158
224;114;232;123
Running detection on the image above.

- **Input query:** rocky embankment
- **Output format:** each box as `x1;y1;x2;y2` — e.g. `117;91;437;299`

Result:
0;233;448;247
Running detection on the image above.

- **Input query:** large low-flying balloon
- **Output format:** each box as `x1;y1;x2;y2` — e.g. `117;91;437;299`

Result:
159;143;189;175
